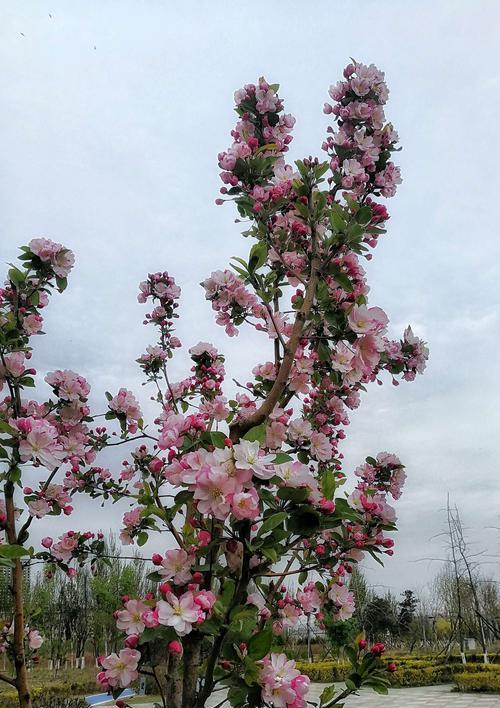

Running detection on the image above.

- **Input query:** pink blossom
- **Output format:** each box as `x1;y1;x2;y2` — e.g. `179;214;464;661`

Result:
310;432;333;462
28;629;44;650
22;313;43;335
28;499;50;518
331;341;355;373
328;584;355;621
45;370;90;401
0;351;26;379
157;592;199;636
18;418;65;470
101;648;141;688
193;466;235;520
116;599;148;636
231;488;260;520
158;549;193;585
260;653;309;708
233;440;275;480
29;238;75;277
348;305;388;335
109;389;142;425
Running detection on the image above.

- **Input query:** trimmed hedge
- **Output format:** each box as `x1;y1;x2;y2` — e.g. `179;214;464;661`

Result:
296;658;500;688
454;671;500;693
0;680;99;708
295;661;349;682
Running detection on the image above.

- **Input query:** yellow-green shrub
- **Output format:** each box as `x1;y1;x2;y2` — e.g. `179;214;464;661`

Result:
295;660;349;682
0;680;99;708
454;672;500;693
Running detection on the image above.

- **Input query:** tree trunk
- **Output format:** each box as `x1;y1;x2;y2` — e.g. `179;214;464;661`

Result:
182;634;202;708
165;652;182;708
5;481;32;708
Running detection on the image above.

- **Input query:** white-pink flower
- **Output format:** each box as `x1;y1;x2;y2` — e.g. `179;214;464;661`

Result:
348;305;388;335
310;432;333;462
109;389;142;424
193;466;235;520
231;488;260;521
157;592;199;636
28;499;50;519
101;648;141;688
45;369;90;401
233;440;275;480
116;599;148;636
27;629;44;650
331;341;355;373
328;584;355;620
158;549;193;585
18;418;65;471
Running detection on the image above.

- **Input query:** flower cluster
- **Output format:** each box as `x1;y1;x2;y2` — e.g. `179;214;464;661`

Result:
0;624;44;656
323;61;401;198
259;653;310;708
217;78;296;212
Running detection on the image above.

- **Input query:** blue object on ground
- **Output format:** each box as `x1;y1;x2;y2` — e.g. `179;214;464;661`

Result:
85;688;135;705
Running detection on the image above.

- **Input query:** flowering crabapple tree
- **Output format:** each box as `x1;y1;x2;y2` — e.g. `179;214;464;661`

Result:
0;60;428;708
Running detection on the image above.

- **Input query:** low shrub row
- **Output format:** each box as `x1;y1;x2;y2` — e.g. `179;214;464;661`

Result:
1;680;98;708
296;659;500;689
454;672;500;693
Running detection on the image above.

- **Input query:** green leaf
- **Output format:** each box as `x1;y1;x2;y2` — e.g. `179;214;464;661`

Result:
317;340;331;362
345;645;359;668
277;487;309;503
243;423;266;444
372;684;389;695
0;421;16;435
271;452;292;464
321;469;336;500
55;276;68;292
334;272;354;292
210;431;227;449
257;511;288;537
287;505;321;535
356;205;372;226
137;531;148;547
0;544;31;559
8;267;26;286
248;241;268;273
320;684;336;706
247;627;272;660
221;578;236;608
330;206;346;232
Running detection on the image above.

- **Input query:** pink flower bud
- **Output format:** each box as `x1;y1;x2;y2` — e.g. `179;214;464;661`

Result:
149;458;163;474
168;640;182;655
41;537;53;548
152;553;163;566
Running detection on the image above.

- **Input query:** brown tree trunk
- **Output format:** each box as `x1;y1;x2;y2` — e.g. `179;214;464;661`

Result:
165;652;183;708
182;634;202;708
5;481;32;708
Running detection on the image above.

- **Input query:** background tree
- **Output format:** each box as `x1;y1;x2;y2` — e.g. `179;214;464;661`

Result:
398;590;418;637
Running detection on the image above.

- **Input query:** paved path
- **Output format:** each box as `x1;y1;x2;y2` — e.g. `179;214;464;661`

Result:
123;684;500;707
206;683;500;707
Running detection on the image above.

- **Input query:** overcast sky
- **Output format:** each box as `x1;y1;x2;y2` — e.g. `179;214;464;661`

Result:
1;0;500;597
